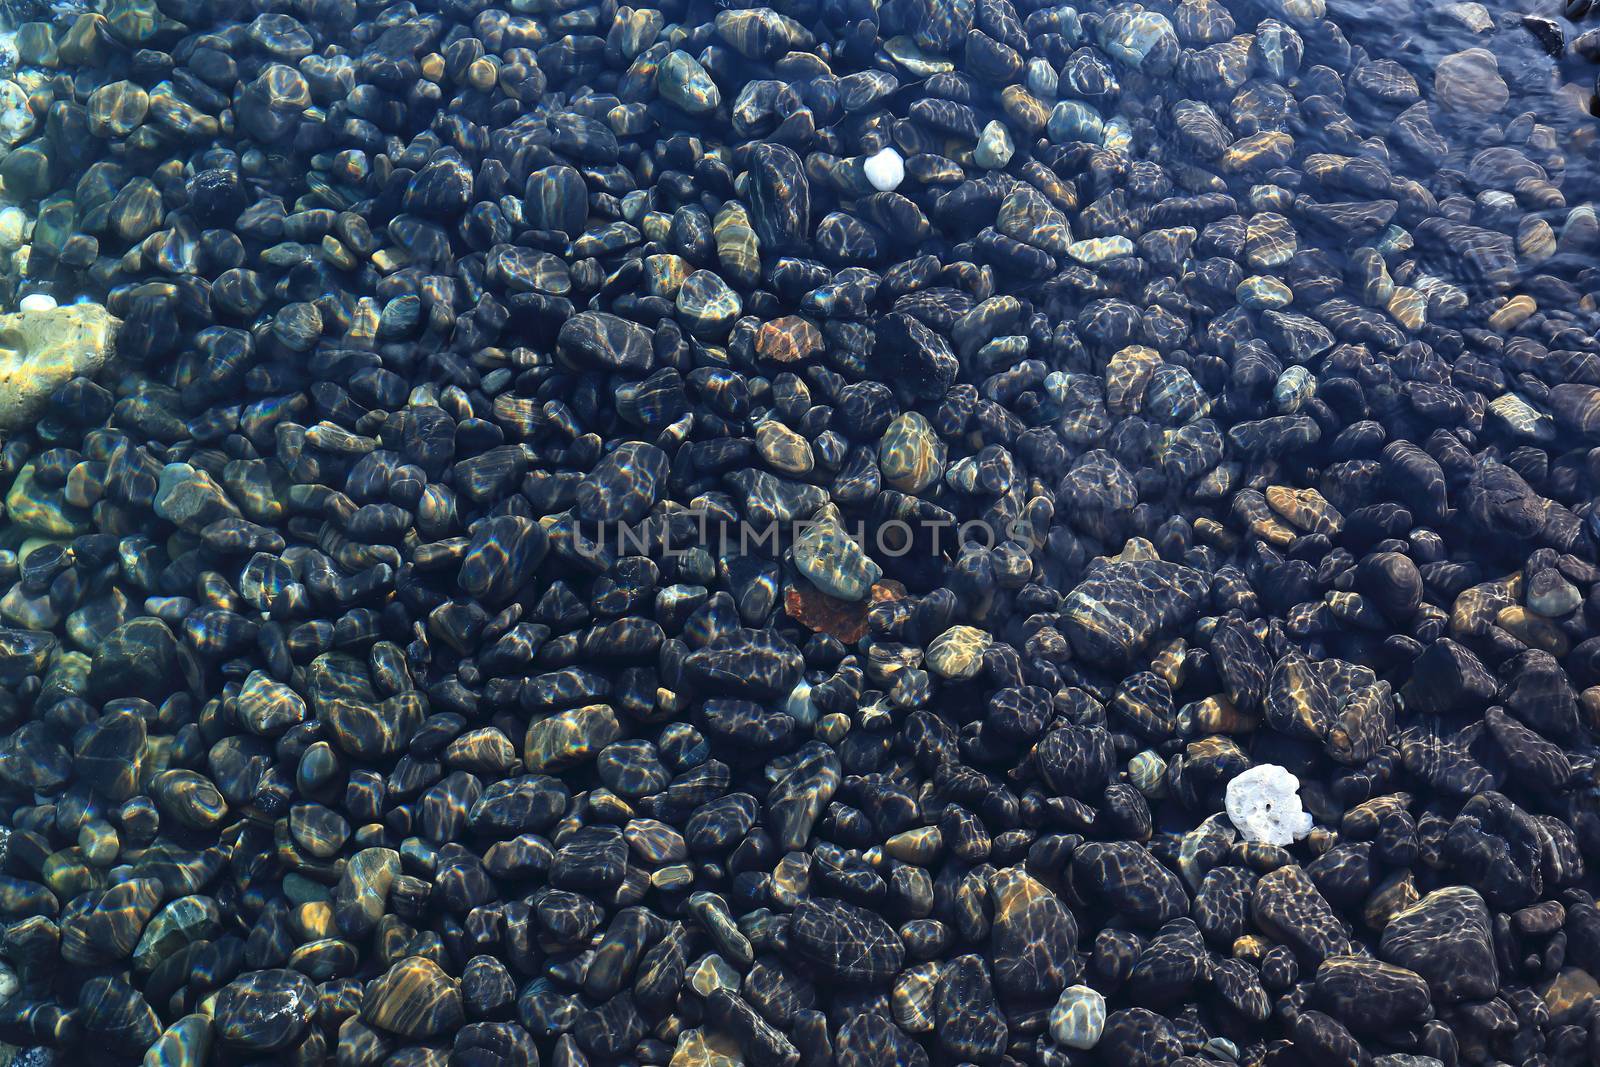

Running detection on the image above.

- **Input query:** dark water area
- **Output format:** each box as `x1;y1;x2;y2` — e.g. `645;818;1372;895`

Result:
5;0;1600;1063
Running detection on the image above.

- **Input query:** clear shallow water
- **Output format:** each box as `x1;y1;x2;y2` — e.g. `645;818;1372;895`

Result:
0;0;1598;1063
1353;0;1600;182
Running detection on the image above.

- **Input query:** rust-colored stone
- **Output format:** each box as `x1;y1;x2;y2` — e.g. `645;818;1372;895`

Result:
785;580;905;643
755;315;823;363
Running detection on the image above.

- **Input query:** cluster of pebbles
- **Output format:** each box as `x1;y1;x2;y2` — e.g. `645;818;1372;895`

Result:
3;0;1600;1063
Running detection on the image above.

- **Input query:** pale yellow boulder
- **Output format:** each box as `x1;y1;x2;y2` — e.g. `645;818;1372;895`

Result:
0;303;118;431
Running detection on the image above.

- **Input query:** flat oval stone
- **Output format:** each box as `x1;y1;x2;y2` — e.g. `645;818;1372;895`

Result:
791;898;904;983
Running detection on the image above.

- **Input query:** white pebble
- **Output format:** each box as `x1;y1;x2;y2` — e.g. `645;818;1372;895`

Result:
0;206;25;252
1224;763;1314;846
1049;985;1106;1049
1443;1;1493;32
0;79;33;146
18;292;56;312
863;147;904;192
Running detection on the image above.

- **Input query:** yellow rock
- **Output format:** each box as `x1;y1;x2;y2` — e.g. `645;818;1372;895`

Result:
1233;488;1297;546
652;864;694;891
1519;217;1557;260
1387;286;1426;330
0;303;118;431
1221;131;1293;172
1265;485;1344;535
884;826;943;863
1363;868;1420;930
321;235;356;270
1451;579;1517;640
755;420;814;476
671;1030;744;1067
1232;935;1271;962
523;704;621;771
1541;967;1600;1025
5;463;90;537
816;712;850;743
1581;687;1600;729
41;847;101;897
879;412;944;493
1150;638;1189;689
1488;294;1536;331
642;210;673;243
1496;605;1569;656
1181;694;1257;735
291;901;337;941
467;56;498;91
1108;536;1160;563
644;253;692;298
1105;345;1163;416
892;962;942;1032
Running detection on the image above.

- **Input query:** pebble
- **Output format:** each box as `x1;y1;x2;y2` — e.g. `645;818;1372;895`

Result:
1435;48;1510;112
1488;294;1536;330
0;80;34;146
0;304;116;431
0;207;26;252
756;420;814;476
925;625;991;680
1443;2;1494;31
793;510;881;602
863;148;905;192
1380;888;1499;1003
1067;236;1135;263
973;121;1014;169
361;956;464;1038
1049;985;1107;1049
878;413;943;493
1238;275;1294;309
658;50;721;114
